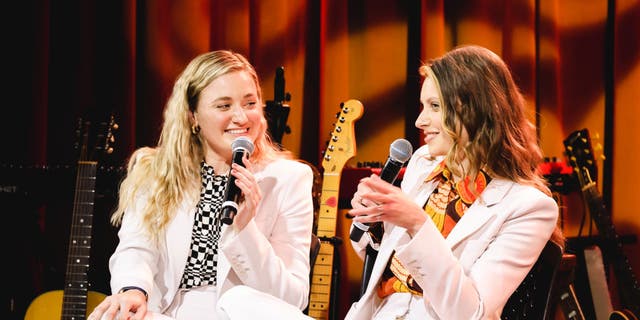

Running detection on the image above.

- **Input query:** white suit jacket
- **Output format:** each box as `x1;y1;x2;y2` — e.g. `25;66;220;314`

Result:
346;145;559;319
108;158;314;313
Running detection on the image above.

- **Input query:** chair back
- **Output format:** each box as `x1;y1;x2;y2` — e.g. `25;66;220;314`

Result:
501;240;563;320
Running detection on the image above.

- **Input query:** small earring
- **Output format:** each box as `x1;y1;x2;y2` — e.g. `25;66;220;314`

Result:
191;124;200;135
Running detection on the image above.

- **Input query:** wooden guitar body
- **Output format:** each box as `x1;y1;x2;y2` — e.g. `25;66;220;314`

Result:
24;290;107;320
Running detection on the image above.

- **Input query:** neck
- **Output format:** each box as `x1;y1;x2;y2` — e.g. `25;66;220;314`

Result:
204;159;230;174
448;159;470;183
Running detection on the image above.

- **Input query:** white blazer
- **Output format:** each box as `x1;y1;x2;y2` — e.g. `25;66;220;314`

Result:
108;158;314;314
346;145;559;319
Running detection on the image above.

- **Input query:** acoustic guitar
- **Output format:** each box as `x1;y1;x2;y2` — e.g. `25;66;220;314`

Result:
25;114;117;319
563;128;640;320
307;100;364;320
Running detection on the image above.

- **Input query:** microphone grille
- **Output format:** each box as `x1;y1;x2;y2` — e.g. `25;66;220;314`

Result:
231;136;255;155
389;138;413;163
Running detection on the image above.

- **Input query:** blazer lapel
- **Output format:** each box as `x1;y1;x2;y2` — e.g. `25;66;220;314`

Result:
445;178;513;248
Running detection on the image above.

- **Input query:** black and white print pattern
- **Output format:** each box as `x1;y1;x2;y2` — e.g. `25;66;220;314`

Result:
179;162;227;289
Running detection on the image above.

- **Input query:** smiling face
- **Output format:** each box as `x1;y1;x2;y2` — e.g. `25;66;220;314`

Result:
415;76;456;157
191;70;263;164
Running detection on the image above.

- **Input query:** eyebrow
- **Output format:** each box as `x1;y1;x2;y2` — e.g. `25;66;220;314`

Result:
211;93;257;103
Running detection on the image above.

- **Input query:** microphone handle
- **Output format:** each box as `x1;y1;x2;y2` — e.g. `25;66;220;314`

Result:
220;150;246;225
349;221;369;242
378;158;403;184
349;158;402;241
220;202;238;225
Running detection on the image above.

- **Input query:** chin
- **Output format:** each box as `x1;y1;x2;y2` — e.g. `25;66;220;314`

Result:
427;146;446;157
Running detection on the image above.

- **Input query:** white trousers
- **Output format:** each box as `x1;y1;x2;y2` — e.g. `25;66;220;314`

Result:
217;285;313;319
147;285;312;320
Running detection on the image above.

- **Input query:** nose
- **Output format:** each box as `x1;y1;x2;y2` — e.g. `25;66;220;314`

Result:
231;105;248;123
415;109;429;129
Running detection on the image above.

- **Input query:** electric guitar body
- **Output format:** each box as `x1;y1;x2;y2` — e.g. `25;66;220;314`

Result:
25;114;117;320
609;310;639;320
307;100;363;320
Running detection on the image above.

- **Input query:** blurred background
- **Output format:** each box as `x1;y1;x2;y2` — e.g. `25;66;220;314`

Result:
2;0;638;319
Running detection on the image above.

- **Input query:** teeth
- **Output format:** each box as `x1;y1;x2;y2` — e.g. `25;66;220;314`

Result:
226;129;247;134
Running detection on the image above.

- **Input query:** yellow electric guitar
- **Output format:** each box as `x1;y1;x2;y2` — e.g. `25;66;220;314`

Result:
307;100;363;320
25;114;117;319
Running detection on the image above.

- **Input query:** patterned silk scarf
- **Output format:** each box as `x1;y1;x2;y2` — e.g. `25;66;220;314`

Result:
377;161;490;298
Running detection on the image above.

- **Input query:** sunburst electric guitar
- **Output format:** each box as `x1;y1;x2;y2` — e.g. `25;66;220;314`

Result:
307;100;363;320
25;114;118;320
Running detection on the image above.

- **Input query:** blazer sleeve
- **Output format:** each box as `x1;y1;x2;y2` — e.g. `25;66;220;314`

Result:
220;159;314;310
394;186;559;319
109;193;160;296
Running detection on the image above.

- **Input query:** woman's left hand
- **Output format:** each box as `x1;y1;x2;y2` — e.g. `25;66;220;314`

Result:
230;157;261;231
349;174;426;237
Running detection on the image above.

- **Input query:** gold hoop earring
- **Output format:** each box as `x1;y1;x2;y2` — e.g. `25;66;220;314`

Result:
191;124;200;135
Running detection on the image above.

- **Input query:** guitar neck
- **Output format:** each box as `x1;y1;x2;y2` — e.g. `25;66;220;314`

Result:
62;161;98;319
316;175;340;238
581;183;640;316
308;175;341;319
307;99;363;320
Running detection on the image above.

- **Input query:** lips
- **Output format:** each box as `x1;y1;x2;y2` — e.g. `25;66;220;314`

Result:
423;131;439;143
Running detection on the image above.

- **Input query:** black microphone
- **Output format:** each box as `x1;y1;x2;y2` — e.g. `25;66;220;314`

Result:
350;138;413;242
221;136;255;225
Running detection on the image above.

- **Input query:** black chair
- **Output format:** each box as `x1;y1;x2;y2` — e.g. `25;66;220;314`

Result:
501;240;563;320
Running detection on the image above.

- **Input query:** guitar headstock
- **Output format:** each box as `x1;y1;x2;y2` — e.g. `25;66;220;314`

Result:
563;128;598;187
322;99;364;174
75;113;118;163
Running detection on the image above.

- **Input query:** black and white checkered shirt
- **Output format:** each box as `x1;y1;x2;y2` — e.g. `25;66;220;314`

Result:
179;162;227;289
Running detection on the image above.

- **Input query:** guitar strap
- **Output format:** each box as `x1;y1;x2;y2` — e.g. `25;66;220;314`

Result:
584;245;614;320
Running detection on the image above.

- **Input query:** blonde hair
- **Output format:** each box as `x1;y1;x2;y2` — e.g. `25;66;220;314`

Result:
111;50;288;239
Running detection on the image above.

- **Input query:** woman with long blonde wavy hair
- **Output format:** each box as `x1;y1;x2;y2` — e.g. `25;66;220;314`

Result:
89;50;315;320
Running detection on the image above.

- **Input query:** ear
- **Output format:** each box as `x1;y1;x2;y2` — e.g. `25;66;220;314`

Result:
189;110;198;126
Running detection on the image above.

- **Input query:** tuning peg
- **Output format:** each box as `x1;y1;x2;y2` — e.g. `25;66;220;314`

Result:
106;147;114;154
112;122;119;130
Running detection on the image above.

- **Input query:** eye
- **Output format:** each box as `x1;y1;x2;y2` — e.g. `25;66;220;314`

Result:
243;101;258;109
216;104;231;110
431;102;441;111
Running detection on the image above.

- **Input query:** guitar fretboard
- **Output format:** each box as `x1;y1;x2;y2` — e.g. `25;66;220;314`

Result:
307;100;363;320
62;161;98;320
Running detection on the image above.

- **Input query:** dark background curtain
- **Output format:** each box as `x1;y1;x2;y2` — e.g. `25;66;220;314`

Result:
3;0;639;319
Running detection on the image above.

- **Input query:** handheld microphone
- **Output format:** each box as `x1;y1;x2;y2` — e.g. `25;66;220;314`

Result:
221;136;255;225
350;138;413;242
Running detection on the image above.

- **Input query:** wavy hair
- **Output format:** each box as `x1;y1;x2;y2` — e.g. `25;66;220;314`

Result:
111;50;288;239
420;45;550;196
